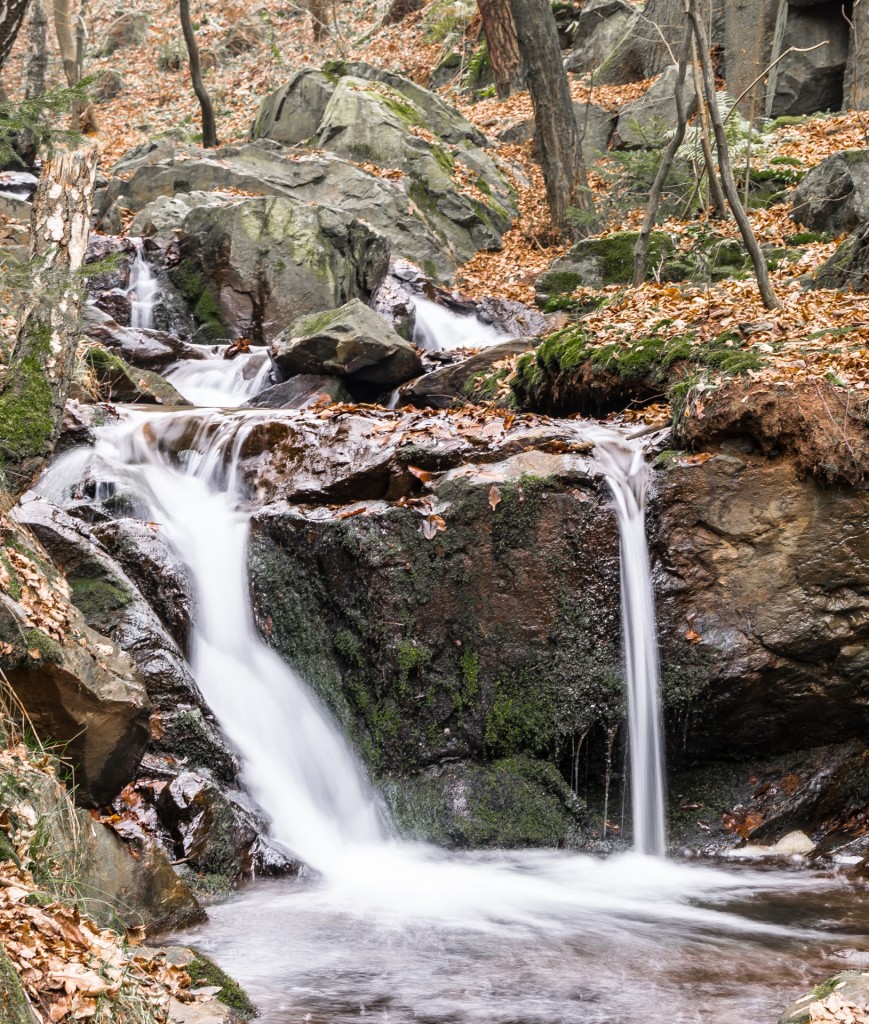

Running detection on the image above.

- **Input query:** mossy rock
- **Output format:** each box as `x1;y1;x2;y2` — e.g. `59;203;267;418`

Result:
85;345;191;406
186;951;257;1019
512;325;767;417
535;231;676;307
381;757;586;848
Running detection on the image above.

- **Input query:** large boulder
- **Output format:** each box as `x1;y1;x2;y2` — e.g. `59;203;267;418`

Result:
245;374;353;410
564;0;640;77
269;299;423;387
173;197;390;341
791;150;869;235
0;518;150;806
84;345;192;406
500;101;616;166
250;69;337;145
615;65;696;149
769;3;850;116
314;76;516;263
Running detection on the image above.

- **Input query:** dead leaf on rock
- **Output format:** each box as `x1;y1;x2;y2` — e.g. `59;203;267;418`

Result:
488;485;502;511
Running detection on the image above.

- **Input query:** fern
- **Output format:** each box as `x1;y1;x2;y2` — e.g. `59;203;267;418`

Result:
0;81;93;166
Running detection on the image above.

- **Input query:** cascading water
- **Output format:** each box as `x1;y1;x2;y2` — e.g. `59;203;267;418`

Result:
126;240;159;330
412;297;506;352
34;346;868;1023
165;351;273;408
588;428;666;857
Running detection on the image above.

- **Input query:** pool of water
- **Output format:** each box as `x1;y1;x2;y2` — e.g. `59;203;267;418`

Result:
172;846;868;1024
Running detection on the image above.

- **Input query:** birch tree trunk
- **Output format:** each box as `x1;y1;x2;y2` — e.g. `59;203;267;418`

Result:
0;0;32;68
508;0;595;239
478;0;522;97
179;0;218;147
0;144;98;496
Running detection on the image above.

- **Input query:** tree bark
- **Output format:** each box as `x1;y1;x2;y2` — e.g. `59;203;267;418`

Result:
53;0;98;132
0;0;31;69
686;0;779;309
0;144;98;497
179;0;218;148
308;0;329;41
24;0;46;98
478;0;522;98
508;0;595;239
690;35;726;218
632;23;695;286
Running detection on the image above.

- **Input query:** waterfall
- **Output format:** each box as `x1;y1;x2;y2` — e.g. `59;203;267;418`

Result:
39;368;667;860
412;297;505;352
127;240;159;330
587;428;667;857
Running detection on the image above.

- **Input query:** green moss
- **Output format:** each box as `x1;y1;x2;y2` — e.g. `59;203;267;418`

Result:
374;86;422;128
396;639;431;682
812;977;841;1000
786;231;830;245
291;305;346;336
0;324;56;476
70;578;131;621
21;628;63;663
173;259;227;341
431;144;455;174
187;952;256;1019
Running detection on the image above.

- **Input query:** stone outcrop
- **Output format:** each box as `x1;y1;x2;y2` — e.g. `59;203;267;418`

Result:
811;221;869;292
615;66;696;149
791;150;869;236
269;299;424;388
769;3;850;117
172;196;390;342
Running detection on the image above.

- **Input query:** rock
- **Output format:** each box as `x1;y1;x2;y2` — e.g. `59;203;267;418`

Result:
396;338;536;409
844;0;869;110
269;299;423;387
101;11;149;54
12;759;203;933
85;234;137;291
724;0;778;115
730;829;815;859
811;222;869;292
57;399;119;453
791;150;869;235
105;141;485;282
245;373;353;409
382;758;585;848
499;101;616;166
90;517;194;653
780;973;869;1024
93;69;125;102
85;315;207;371
564;0;640;77
314;76;516;261
129;191;233;241
173;196;390;341
535;231;675;303
382;0;425;23
250;70;336;145
0;521;150;807
615;65;696;149
0;945;39;1024
85;345;192;405
770;3;850;117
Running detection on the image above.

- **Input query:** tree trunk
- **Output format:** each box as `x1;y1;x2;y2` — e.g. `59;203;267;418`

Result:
179;0;218;148
0;0;31;68
632;23;695;286
0;144;98;497
686;0;779;309
24;0;46;98
508;0;595;239
308;0;329;41
53;0;98;132
478;0;522;98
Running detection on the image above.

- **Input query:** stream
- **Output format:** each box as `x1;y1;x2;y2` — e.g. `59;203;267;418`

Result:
36;296;869;1022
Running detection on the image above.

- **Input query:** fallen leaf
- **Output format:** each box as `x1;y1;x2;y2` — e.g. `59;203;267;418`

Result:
488;485;502;510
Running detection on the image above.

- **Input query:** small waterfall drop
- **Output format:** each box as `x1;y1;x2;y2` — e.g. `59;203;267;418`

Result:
412;297;505;352
165;351;273;408
587;428;666;857
127;240;160;330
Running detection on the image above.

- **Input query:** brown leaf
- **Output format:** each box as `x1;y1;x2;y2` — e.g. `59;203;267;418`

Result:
408;465;435;485
488;485;502;511
684;629;702;644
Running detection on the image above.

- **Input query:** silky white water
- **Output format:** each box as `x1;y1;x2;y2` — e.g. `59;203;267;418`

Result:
35;363;868;1023
165;351;273;408
126;240;160;331
587;428;667;857
412;297;506;352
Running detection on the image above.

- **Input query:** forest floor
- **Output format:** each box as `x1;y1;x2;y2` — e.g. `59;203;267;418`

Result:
3;0;869;392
